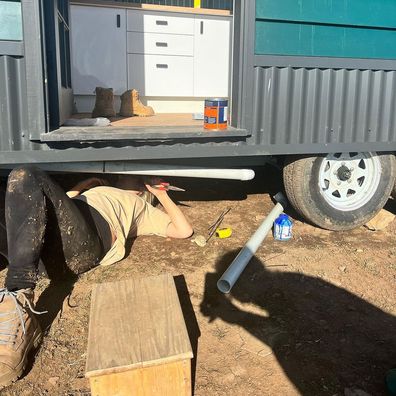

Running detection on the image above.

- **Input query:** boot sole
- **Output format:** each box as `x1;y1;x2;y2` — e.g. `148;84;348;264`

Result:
0;328;42;388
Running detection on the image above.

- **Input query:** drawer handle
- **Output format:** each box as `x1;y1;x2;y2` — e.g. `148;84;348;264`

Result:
156;64;168;69
156;20;168;26
156;42;168;47
116;14;121;28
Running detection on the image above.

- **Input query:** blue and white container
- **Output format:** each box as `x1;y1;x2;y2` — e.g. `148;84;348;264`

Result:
273;214;293;241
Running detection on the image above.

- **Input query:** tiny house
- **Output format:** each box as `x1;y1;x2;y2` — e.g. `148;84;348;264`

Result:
0;0;395;230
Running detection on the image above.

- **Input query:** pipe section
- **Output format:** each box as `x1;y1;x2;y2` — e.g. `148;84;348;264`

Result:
217;193;287;293
109;166;255;181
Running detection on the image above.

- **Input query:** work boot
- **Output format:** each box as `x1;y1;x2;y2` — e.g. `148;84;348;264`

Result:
0;288;43;387
119;90;134;117
131;89;154;117
92;87;116;118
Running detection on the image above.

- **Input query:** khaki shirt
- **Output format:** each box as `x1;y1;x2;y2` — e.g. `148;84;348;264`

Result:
74;186;171;266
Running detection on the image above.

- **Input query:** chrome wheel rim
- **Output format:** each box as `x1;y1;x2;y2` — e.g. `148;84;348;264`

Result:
318;152;381;211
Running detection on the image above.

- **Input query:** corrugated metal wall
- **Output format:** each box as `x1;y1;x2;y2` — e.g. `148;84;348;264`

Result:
0;56;28;152
109;0;232;10
251;66;396;146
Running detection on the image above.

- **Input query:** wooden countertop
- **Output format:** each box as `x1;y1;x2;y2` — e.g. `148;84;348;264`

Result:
71;0;232;17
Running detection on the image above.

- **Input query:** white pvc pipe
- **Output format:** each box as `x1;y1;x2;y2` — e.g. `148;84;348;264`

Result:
22;163;255;181
217;193;286;293
109;167;255;181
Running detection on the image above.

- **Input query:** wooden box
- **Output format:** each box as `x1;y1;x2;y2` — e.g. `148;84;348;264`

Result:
85;274;193;396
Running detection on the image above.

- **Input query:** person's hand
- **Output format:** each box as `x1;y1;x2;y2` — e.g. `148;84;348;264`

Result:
145;183;168;198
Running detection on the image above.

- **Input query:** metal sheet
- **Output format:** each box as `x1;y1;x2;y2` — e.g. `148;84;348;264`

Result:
0;56;28;152
251;66;396;147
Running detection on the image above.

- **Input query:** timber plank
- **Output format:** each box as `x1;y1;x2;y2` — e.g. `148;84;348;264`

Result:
135;275;193;368
86;279;142;377
86;274;193;378
40;126;249;142
89;360;191;396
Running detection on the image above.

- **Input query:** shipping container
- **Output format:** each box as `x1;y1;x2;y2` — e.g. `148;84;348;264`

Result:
0;0;395;230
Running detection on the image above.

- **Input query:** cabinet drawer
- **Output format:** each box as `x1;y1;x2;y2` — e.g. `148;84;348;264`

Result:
127;10;194;35
127;32;193;56
128;54;193;96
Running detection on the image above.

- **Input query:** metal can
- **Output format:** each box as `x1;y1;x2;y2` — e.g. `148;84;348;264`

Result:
204;98;228;130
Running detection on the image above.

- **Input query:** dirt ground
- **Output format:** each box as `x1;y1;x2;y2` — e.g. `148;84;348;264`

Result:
1;166;395;396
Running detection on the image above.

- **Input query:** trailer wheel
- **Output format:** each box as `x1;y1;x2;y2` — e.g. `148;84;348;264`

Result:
283;153;396;230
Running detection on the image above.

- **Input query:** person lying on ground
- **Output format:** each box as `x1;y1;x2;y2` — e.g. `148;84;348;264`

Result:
0;166;193;388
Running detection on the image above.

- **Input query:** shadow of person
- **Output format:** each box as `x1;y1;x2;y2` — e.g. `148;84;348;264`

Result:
200;250;396;395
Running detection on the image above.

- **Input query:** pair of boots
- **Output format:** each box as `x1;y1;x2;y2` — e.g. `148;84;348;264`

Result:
92;87;154;118
0;288;42;388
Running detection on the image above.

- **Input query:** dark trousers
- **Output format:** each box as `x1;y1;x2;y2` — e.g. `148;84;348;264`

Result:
4;166;103;290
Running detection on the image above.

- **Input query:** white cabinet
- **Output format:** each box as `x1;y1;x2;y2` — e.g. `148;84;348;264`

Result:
70;5;127;95
126;9;195;97
193;16;230;98
126;10;230;98
71;5;231;101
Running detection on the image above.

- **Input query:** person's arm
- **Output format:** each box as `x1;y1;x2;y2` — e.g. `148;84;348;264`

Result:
66;177;108;198
145;184;193;239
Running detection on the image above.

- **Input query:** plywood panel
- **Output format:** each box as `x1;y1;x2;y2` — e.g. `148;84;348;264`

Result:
134;275;192;368
86;274;193;378
89;360;191;396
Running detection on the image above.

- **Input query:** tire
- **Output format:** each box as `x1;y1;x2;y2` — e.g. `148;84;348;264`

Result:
283;152;396;231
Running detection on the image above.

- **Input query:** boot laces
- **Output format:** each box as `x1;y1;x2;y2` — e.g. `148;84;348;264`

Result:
0;289;46;346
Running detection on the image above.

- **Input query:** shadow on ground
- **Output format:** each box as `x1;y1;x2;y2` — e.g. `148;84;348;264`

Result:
201;250;396;395
174;275;201;393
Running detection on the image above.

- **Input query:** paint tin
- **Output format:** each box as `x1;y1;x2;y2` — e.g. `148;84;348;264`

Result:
204;98;228;130
273;214;293;241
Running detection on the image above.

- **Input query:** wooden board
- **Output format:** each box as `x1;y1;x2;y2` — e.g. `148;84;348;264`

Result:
86;274;193;378
40;112;250;142
89;359;191;396
40;125;249;142
71;0;232;17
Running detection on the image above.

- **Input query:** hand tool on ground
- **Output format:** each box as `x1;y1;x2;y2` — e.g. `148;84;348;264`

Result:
151;182;185;192
208;207;231;232
207;207;231;242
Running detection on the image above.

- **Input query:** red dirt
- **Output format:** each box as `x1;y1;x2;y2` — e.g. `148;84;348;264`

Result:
1;167;395;396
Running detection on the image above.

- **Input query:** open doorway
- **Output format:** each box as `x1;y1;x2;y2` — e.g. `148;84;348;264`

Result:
44;0;73;129
69;1;231;129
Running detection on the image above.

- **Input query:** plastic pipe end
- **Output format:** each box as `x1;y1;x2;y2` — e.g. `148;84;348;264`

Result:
217;279;232;294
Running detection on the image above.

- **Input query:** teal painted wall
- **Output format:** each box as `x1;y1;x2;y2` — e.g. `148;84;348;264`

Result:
255;0;396;59
0;1;23;41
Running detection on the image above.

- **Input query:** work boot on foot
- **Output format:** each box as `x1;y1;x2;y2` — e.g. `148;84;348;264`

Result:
131;89;154;117
0;289;43;388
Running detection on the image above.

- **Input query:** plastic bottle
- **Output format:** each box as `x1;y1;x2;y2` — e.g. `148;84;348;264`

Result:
273;213;293;241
